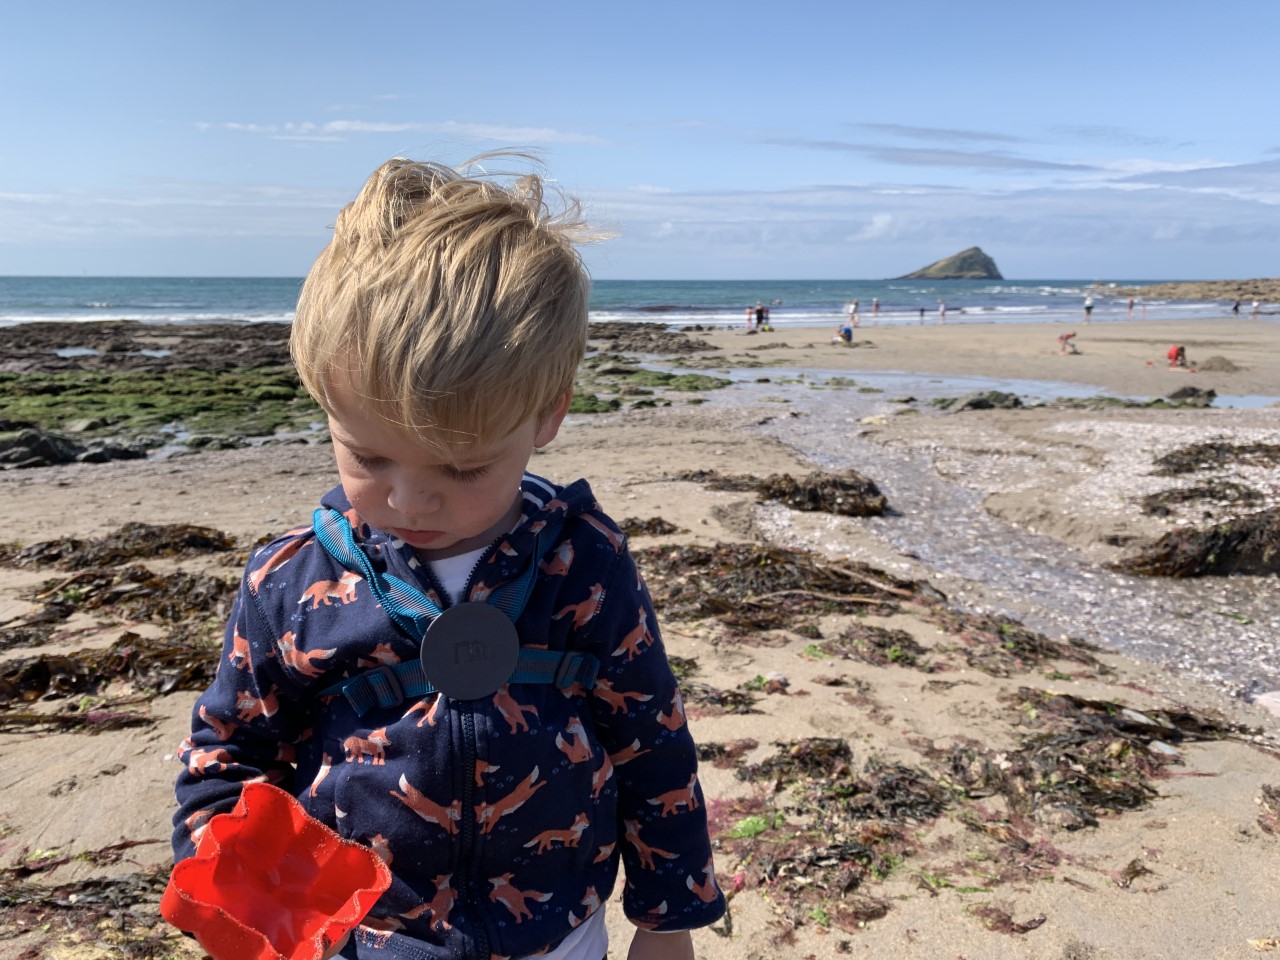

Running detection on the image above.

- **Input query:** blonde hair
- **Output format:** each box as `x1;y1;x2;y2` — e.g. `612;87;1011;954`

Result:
291;155;593;455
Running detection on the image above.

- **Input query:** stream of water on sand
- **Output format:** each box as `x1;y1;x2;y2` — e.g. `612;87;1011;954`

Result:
713;373;1280;702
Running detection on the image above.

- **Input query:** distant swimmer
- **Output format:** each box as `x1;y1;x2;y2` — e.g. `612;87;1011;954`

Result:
938;299;947;323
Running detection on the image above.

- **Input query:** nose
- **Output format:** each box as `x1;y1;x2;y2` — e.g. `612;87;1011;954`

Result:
386;472;443;521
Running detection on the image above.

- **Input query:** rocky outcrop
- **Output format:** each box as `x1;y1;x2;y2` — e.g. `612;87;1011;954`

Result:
896;247;1003;281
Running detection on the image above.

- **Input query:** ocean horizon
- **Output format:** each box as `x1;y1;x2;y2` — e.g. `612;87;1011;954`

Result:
0;275;1246;330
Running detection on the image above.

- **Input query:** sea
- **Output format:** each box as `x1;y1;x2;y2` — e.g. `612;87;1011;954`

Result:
0;275;1246;329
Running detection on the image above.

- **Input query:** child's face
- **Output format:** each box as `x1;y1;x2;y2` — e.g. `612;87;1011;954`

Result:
326;377;569;560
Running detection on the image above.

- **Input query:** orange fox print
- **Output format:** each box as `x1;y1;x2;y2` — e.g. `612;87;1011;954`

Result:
609;737;652;766
358;642;400;668
657;688;686;732
538;540;574;577
631;900;669;931
592;842;615;864
567;886;600;928
368;833;393;865
235;687;279;723
686;858;719;903
309;752;334;797
552;583;605;628
590;751;614;799
404;694;444;728
493;688;538;734
474;759;499;788
523;812;590;854
421;873;455;932
475;767;546;834
582;514;625;553
298;570;362;610
593;678;653;715
343;728;390;765
186;747;233;776
612;607;654;662
624;819;678;870
248;537;310;593
274;631;337;678
648;773;700;817
468;581;494;603
227;626;252;670
198;705;237;741
554;715;593;764
488;872;552;923
390;774;461;834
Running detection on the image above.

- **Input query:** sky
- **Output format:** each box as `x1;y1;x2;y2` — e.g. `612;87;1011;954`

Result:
2;1;1278;280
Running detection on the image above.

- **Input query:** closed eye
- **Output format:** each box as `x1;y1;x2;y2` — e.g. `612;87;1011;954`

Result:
346;450;386;470
443;464;491;483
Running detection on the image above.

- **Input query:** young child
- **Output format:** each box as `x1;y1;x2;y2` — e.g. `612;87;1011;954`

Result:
172;158;725;959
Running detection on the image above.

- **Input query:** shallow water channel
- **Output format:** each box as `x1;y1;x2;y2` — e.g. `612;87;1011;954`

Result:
716;369;1280;702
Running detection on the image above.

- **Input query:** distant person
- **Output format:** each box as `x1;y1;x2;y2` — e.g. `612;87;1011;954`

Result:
1252;299;1261;319
745;304;755;330
938;299;947;323
918;306;925;323
1167;344;1187;368
1232;299;1241;315
1127;296;1135;319
832;322;854;345
847;299;860;327
871;297;879;318
1084;295;1094;323
1058;331;1079;355
754;300;767;330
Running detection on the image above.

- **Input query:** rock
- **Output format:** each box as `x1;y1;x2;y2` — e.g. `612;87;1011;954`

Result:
1164;386;1216;407
944;391;1023;412
0;428;84;467
895;246;1003;280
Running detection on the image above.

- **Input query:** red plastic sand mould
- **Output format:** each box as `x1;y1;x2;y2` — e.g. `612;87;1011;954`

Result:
161;781;392;960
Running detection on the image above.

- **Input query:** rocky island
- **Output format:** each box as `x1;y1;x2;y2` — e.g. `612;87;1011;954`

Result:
895;246;1003;280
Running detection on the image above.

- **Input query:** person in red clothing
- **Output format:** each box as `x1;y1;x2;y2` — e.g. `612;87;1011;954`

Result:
1168;344;1187;368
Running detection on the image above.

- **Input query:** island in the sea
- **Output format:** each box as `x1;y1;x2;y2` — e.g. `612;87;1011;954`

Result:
895;246;1003;280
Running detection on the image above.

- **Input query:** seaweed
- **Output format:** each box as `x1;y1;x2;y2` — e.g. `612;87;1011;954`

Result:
1138;481;1263;517
634;542;917;631
673;468;890;517
923;608;1105;676
618;517;683;537
1152;440;1280;476
0;522;234;570
0;631;221;716
1111;506;1280;577
811;623;929;669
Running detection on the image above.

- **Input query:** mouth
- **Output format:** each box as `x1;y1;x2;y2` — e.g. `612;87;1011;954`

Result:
391;528;445;547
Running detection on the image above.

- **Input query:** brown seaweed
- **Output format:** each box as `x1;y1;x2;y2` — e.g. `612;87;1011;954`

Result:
1111;506;1280;577
0;522;234;569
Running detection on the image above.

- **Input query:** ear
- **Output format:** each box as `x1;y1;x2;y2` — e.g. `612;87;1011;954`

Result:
533;389;573;448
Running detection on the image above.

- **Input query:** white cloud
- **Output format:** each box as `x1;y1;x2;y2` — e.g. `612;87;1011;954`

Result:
205;118;606;145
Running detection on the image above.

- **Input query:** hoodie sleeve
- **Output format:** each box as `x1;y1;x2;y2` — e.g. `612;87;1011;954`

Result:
171;562;307;862
581;536;726;932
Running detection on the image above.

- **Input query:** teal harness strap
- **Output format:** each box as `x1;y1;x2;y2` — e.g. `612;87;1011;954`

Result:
311;508;599;715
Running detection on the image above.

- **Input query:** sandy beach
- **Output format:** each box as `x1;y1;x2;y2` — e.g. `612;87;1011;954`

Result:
0;317;1278;959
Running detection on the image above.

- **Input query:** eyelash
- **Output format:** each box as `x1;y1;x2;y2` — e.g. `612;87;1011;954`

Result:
444;465;491;483
347;450;490;483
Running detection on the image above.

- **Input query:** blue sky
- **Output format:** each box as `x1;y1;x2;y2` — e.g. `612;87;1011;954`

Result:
2;1;1277;280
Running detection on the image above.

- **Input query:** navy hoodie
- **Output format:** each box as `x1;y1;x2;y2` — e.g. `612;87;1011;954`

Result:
173;473;725;959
